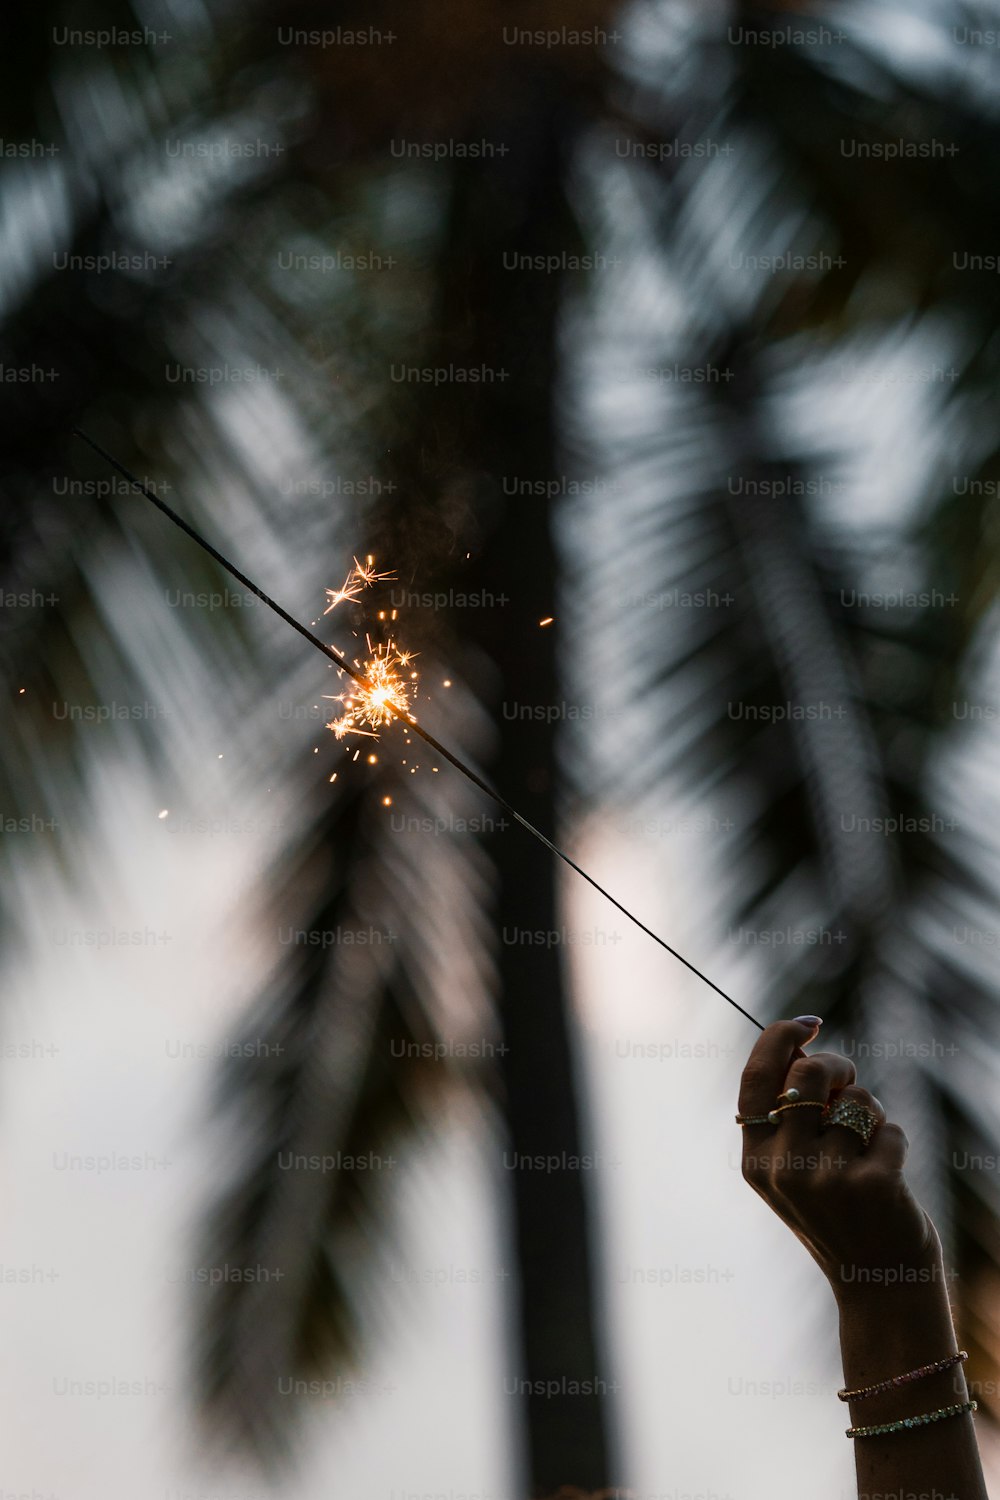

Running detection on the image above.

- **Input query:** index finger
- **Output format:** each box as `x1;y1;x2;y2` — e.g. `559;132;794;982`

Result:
737;1017;823;1118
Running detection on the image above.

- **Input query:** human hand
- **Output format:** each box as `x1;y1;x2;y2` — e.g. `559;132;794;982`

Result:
737;1018;942;1297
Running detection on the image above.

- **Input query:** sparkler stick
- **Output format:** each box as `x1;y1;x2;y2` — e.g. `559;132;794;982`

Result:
72;426;764;1031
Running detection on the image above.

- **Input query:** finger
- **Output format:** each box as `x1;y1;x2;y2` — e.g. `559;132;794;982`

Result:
821;1084;886;1158
737;1017;823;1120
861;1119;908;1174
768;1051;857;1145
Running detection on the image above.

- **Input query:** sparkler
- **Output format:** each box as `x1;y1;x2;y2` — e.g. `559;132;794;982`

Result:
326;636;418;741
72;427;764;1031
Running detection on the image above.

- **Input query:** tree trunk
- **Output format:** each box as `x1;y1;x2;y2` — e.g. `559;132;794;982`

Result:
442;81;615;1496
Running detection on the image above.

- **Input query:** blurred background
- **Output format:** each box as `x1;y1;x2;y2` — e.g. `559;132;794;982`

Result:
3;0;1000;1495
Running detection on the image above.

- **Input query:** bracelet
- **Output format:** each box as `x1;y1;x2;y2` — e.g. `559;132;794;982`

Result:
839;1350;968;1402
847;1399;976;1439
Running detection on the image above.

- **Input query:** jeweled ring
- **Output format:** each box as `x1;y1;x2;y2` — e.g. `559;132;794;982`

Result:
822;1097;879;1145
735;1113;773;1127
777;1087;801;1103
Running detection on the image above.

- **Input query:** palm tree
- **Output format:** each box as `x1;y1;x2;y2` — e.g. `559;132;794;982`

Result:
1;2;621;1493
567;0;1000;1400
195;69;618;1494
4;0;1000;1493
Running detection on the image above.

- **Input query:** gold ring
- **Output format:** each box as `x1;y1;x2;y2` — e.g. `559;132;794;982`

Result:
766;1100;828;1124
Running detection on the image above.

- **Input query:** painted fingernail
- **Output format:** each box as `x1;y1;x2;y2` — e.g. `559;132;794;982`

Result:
793;1015;823;1026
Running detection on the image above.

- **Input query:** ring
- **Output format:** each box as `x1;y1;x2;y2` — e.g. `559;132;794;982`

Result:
822;1097;879;1145
735;1097;829;1127
777;1088;801;1103
766;1100;827;1124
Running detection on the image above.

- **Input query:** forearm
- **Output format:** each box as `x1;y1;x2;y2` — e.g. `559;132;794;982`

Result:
736;1021;989;1498
834;1263;987;1500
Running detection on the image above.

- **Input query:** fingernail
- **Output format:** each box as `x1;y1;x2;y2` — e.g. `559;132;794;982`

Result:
793;1015;823;1026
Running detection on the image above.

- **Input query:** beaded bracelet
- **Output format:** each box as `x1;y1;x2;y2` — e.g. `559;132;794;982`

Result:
839;1350;967;1402
846;1399;977;1439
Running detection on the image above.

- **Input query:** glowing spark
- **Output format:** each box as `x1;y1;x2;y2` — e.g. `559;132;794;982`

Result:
325;636;419;742
382;795;393;807
323;570;365;613
539;616;554;627
353;554;396;588
158;809;169;820
323;555;397;615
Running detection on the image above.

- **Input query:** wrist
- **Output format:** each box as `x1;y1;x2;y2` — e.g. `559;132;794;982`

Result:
824;1211;948;1307
829;1251;956;1308
833;1255;965;1399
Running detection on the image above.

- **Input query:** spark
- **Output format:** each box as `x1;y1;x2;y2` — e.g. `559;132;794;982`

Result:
323;555;397;615
539;616;554;627
353;554;396;588
158;809;169;820
325;636;419;742
323;570;364;613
